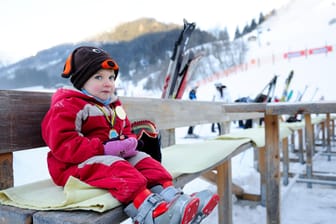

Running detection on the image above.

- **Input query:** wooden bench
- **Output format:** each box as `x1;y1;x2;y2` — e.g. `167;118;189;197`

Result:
3;90;334;224
0;90;264;224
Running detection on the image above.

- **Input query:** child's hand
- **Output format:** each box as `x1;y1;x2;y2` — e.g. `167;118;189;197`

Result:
104;137;138;158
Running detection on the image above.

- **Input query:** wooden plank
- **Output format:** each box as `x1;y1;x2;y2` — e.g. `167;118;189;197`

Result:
266;101;336;115
237;193;261;201
0;205;35;224
121;96;227;129
223;103;267;113
0;90;52;153
33;207;128;224
0;152;13;189
264;114;280;224
226;112;264;121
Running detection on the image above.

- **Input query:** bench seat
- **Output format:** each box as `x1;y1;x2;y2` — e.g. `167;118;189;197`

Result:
0;138;252;224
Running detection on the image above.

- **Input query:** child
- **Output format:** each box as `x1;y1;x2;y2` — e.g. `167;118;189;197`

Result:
211;83;231;134
41;46;218;224
186;87;199;138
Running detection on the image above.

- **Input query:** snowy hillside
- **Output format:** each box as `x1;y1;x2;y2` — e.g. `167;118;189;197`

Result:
193;0;336;102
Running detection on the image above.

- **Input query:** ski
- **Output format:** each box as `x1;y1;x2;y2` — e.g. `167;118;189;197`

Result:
286;85;308;122
280;70;294;102
253;75;278;103
174;51;203;99
240;75;277;129
286;89;294;102
296;85;308;102
161;19;196;99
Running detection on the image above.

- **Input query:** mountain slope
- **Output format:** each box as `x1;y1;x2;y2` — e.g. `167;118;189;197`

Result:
88;17;181;42
194;0;336;102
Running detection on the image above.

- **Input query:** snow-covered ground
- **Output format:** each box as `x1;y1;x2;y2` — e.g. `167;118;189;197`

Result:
11;0;336;223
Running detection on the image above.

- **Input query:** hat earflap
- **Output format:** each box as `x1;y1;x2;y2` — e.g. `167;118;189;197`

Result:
61;51;75;78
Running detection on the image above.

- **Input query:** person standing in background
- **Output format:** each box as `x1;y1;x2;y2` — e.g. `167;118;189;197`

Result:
211;83;231;134
186;86;199;138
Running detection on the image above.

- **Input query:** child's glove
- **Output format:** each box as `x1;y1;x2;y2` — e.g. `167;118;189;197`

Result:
103;137;138;158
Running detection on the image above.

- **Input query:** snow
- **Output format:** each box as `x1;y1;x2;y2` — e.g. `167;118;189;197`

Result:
12;0;336;223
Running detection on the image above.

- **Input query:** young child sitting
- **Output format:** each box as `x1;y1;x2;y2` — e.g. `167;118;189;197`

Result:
41;46;218;224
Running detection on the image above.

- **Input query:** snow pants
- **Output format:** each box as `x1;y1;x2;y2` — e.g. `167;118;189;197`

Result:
71;152;173;204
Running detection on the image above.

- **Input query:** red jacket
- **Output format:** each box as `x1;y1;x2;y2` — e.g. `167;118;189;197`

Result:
41;88;136;185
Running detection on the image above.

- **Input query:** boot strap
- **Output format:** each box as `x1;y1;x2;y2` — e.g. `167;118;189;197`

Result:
134;194;163;223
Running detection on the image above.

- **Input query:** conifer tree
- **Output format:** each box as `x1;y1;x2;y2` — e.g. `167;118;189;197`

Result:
258;12;265;24
234;26;241;40
250;19;257;31
218;27;230;41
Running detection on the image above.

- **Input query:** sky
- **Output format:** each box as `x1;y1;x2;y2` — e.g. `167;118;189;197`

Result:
0;0;289;63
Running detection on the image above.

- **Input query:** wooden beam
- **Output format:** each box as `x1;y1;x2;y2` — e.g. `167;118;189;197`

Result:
264;114;280;224
304;114;314;188
216;162;232;224
266;101;336;114
282;137;289;186
202;170;244;197
258;146;266;206
0;152;14;189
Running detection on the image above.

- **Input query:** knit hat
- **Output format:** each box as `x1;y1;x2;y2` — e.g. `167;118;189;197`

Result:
61;46;119;89
214;83;226;89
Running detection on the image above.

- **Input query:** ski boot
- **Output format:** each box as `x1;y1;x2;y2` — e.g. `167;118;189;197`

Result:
190;189;219;224
124;188;199;224
151;185;219;223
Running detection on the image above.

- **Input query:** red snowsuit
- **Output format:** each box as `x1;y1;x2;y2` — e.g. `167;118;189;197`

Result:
41;88;172;204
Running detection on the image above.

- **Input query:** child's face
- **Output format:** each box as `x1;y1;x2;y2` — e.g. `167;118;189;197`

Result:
82;69;116;101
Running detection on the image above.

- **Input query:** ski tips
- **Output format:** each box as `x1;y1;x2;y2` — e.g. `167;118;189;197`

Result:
183;18;196;28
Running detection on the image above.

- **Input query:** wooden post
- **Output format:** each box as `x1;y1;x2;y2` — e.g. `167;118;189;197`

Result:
282;138;289;186
304;114;313;188
321;121;326;147
258;146;266;206
326;113;331;161
0;152;14;190
216;161;232;224
160;129;175;147
264;114;280;224
219;121;231;135
332;118;335;141
290;133;295;152
297;129;304;164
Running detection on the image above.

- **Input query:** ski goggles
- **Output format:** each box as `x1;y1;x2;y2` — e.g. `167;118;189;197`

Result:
131;120;159;139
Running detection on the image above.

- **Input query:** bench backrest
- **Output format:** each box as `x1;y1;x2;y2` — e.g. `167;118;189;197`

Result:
0;89;265;189
0;90;265;153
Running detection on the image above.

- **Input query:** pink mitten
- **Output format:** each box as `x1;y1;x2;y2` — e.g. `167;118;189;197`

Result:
104;137;138;158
